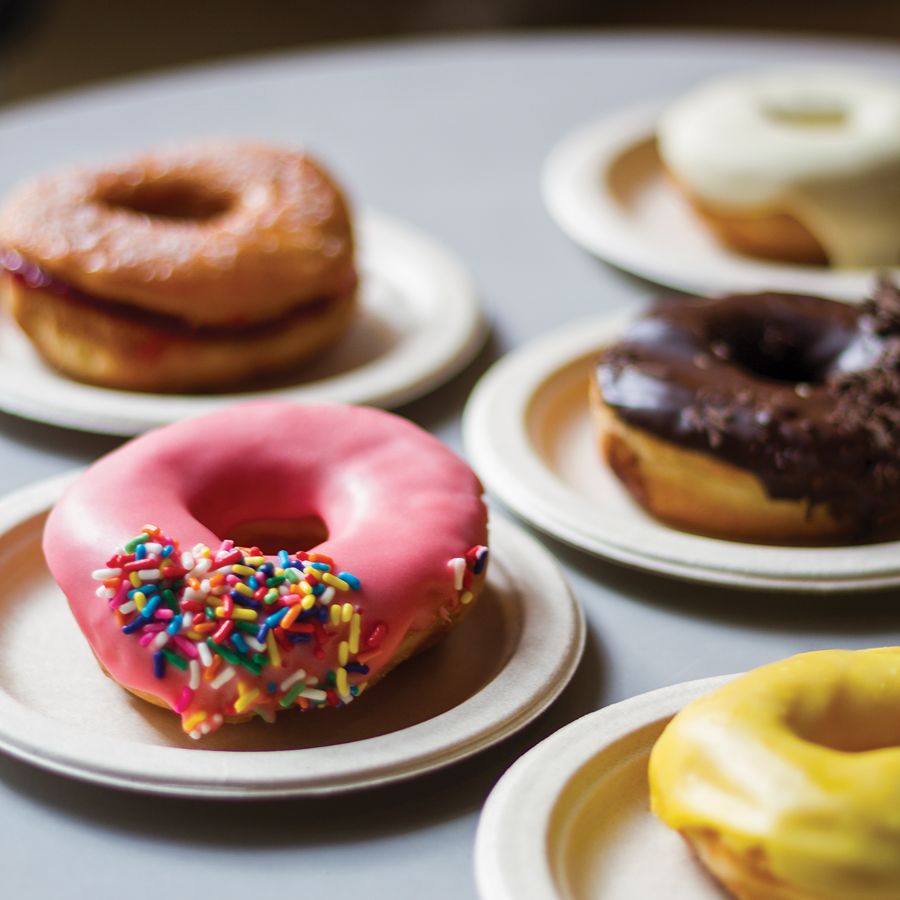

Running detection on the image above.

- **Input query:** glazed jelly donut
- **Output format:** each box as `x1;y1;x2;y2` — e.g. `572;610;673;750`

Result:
0;141;357;392
44;402;489;739
592;280;900;543
650;648;900;900
658;68;900;266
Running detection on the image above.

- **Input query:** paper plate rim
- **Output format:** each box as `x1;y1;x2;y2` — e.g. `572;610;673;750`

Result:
474;673;734;900
541;102;898;302
462;310;900;592
0;209;487;436
0;473;584;798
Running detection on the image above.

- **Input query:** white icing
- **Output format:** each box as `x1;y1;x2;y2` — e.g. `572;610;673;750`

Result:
657;69;900;267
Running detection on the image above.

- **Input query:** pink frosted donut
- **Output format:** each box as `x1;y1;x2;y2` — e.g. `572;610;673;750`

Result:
44;402;489;739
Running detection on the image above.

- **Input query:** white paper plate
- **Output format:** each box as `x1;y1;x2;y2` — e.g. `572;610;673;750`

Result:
0;209;486;435
463;310;900;591
475;674;733;900
542;104;897;302
0;473;583;797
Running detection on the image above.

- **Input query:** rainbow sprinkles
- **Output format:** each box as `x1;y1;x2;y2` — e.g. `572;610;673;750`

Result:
92;526;488;739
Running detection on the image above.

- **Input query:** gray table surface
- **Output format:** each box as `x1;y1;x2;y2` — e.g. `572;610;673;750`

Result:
1;30;899;900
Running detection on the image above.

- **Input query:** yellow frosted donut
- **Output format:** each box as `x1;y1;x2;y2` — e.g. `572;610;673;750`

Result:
649;648;900;900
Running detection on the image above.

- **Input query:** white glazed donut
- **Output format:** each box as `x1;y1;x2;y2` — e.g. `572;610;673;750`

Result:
658;69;900;268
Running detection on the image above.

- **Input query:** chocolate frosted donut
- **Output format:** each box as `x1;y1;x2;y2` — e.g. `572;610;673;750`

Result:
592;281;900;542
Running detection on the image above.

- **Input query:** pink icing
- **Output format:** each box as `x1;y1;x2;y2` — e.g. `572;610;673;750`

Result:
44;401;488;736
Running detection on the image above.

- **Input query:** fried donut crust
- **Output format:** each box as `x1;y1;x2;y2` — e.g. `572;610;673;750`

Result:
684;829;816;900
7;277;356;393
672;176;829;266
589;379;848;543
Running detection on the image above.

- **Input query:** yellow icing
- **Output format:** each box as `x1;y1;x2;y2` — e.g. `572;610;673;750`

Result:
649;648;900;899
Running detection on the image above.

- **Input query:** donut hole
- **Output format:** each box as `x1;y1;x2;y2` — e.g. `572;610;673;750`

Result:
788;689;900;753
720;337;822;384
222;515;330;556
760;95;848;128
100;179;233;222
705;312;851;385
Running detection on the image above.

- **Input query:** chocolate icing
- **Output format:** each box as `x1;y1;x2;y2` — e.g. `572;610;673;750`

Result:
596;282;900;529
0;247;345;337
